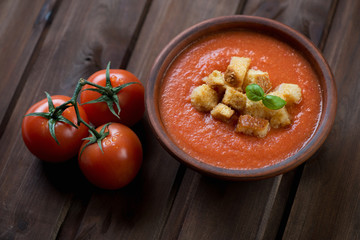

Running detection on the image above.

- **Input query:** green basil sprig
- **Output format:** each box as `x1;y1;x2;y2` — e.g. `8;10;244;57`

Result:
245;84;286;110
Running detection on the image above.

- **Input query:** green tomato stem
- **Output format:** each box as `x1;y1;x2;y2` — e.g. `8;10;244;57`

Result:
49;78;102;139
78;114;102;139
72;103;101;139
105;61;112;88
82;79;110;93
70;79;102;139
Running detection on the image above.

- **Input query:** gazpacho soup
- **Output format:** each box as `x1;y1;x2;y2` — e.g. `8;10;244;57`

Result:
159;30;322;170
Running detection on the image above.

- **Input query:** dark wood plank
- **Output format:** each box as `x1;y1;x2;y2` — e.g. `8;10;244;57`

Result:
163;170;301;240
244;0;335;46
0;0;58;134
160;0;336;239
163;170;281;240
73;0;242;239
283;0;360;238
127;0;244;81
0;0;148;239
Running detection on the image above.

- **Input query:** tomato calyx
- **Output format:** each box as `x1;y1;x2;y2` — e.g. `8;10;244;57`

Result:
81;62;139;119
25;92;78;144
79;122;111;157
24;79;89;144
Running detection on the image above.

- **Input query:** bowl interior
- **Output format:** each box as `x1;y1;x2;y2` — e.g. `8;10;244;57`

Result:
146;15;336;180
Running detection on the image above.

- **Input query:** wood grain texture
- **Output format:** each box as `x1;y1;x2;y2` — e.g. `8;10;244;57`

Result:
165;171;283;240
159;0;336;239
0;0;58;134
0;0;147;239
243;0;334;46
283;0;360;238
128;0;244;81
73;0;242;239
163;170;299;240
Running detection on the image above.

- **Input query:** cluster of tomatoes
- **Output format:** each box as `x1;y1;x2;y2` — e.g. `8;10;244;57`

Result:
21;64;144;190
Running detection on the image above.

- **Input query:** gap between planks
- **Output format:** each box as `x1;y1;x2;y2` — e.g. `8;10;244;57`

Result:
0;0;62;140
157;165;188;240
119;0;153;70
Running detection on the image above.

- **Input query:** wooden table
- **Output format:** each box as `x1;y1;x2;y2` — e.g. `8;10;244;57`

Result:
0;0;358;239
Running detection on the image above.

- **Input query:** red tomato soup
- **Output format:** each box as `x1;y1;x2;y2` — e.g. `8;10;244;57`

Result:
159;30;322;169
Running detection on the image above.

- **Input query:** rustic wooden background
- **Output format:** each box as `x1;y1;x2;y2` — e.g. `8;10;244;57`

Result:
0;0;359;239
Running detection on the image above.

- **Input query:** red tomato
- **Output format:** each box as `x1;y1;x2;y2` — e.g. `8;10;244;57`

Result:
80;69;144;127
78;123;142;190
22;95;89;162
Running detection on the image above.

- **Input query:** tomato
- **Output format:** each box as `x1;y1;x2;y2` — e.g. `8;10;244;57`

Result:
78;123;142;189
80;69;144;127
22;95;89;162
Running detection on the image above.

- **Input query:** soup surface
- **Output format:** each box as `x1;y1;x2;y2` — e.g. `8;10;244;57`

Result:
159;30;322;169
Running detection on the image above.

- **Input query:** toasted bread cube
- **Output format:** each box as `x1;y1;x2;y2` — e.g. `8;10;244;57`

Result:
210;103;235;122
270;83;302;105
244;99;291;128
244;98;270;119
221;86;247;112
243;69;272;93
203;70;225;87
203;70;226;95
269;107;291;128
235;115;270;138
190;84;218;112
224;57;251;91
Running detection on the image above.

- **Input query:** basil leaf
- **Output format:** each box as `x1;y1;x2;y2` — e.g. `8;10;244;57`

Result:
246;84;264;101
262;95;287;110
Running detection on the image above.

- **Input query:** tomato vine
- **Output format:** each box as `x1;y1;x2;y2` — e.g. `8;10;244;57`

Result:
25;62;138;153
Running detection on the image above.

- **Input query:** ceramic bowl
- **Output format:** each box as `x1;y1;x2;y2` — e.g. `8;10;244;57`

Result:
146;15;337;180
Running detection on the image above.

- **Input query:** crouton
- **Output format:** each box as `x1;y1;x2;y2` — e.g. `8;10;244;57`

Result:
243;69;272;93
244;98;270;119
203;70;226;95
221;86;247;112
190;84;218;112
210;103;235;122
224;57;251;91
203;70;225;87
244;98;291;128
270;83;302;105
269;107;291;128
235;115;270;138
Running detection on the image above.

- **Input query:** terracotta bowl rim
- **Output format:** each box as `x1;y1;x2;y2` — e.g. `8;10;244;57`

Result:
146;15;337;180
